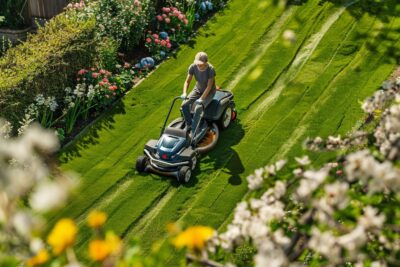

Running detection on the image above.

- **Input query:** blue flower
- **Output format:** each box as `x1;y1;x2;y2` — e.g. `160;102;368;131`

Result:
200;2;207;11
159;31;169;40
195;13;200;20
160;51;166;58
206;1;213;10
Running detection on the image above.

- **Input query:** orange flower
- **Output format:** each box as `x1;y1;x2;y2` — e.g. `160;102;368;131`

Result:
89;239;110;262
172;226;214;251
88;232;122;262
26;249;50;267
88;210;107;228
47;218;77;255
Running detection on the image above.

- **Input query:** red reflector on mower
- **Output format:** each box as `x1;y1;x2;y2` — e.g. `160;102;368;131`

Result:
162;154;168;159
232;111;237;121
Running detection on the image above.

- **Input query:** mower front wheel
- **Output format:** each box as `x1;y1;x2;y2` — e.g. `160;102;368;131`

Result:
136;155;148;172
178;166;191;183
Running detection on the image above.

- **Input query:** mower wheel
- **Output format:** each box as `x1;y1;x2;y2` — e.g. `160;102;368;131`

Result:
190;153;198;171
178;166;191;183
218;106;233;130
136;155;148;172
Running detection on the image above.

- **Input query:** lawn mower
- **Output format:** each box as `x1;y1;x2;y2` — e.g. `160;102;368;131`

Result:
135;89;237;183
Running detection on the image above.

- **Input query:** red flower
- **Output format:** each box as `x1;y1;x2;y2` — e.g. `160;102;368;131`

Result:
78;69;87;75
103;78;109;83
92;73;99;78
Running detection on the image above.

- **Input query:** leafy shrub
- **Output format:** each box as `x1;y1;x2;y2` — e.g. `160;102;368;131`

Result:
0;10;97;129
96;0;155;51
96;36;119;73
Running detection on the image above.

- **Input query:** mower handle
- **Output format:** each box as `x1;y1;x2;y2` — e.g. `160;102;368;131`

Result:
160;96;205;138
160;96;185;137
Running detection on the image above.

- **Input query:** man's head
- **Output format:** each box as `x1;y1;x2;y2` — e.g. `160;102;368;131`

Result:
194;52;209;70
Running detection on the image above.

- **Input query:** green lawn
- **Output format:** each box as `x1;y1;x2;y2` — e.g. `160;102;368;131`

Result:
53;0;400;263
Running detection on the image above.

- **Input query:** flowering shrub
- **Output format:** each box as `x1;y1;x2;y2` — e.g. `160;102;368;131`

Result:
145;31;172;60
155;5;190;43
96;0;153;50
201;75;400;267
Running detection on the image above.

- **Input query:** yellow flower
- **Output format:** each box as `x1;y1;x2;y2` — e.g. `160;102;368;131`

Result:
26;249;50;267
89;239;110;262
166;222;180;234
88;232;122;262
172;226;214;251
105;231;122;255
47;218;77;255
87;210;107;228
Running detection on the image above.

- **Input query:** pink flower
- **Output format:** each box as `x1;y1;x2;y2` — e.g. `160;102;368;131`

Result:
167;43;172;49
78;69;87;75
161;40;167;46
124;62;131;68
77;78;81;81
99;81;105;86
99;69;106;75
162;7;170;13
162;14;167;18
155;39;161;44
92;73;99;78
174;10;180;16
171;7;178;12
152;33;159;39
113;92;116;96
90;67;95;71
178;14;184;20
134;0;140;6
146;37;152;43
103;78;109;83
165;18;171;24
156;15;163;21
183;19;188;25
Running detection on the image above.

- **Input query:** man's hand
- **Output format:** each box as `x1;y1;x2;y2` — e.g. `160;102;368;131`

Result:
180;93;187;100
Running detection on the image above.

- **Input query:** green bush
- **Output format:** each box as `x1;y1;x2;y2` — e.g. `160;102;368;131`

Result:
96;0;155;51
0;11;97;128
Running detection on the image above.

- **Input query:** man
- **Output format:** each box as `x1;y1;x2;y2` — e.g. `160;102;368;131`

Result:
181;52;216;139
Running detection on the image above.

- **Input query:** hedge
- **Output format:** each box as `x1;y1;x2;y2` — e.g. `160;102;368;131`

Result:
0;11;97;127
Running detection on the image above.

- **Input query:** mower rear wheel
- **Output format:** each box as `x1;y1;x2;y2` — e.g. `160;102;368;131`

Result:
218;106;233;130
136;155;148;172
178;166;191;183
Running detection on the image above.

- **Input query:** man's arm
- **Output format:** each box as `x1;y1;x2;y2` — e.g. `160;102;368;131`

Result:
200;77;215;100
183;74;193;95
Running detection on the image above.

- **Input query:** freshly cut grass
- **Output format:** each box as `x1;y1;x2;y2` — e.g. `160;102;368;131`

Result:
53;0;400;263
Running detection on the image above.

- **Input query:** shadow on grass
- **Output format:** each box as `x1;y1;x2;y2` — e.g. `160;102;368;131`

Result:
57;99;126;164
201;119;245;186
320;0;400;64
